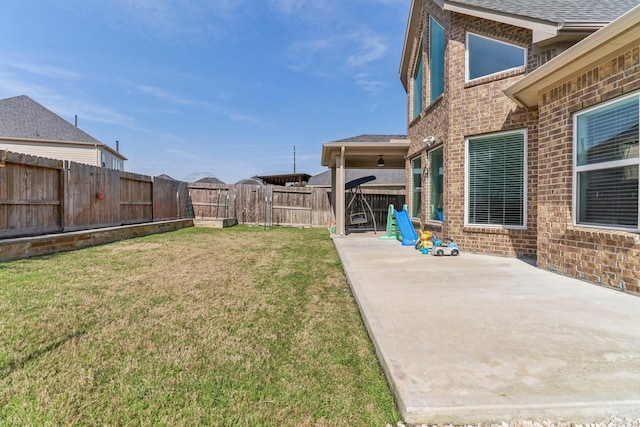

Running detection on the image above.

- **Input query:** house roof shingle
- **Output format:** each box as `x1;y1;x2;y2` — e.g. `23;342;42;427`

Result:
0;95;102;144
449;0;639;24
194;176;226;185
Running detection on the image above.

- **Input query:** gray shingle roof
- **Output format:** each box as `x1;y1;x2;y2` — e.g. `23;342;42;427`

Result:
0;95;102;144
450;0;638;24
195;176;226;185
308;169;406;187
332;134;407;143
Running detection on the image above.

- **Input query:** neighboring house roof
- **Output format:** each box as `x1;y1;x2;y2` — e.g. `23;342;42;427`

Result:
194;176;226;185
321;134;410;169
308;169;406;188
0;95;101;143
0;95;125;159
235;177;264;185
255;173;312;186
505;5;640;107
156;174;177;180
400;0;638;89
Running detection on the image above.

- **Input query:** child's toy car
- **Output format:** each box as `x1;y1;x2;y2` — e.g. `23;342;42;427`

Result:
431;241;460;256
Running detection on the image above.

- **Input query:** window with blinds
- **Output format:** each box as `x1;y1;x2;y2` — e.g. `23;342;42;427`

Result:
575;94;639;230
466;131;526;228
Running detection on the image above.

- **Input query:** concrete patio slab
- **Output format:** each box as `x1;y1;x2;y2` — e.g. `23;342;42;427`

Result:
332;233;640;425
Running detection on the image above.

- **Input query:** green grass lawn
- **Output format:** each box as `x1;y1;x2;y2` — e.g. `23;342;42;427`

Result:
0;226;399;426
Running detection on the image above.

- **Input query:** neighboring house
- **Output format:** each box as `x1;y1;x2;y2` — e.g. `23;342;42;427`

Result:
400;1;639;291
0;95;126;170
308;169;406;191
235;176;264;186
194;176;226;185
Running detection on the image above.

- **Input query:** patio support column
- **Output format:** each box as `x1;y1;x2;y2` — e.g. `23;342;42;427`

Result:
336;146;346;236
330;167;337;221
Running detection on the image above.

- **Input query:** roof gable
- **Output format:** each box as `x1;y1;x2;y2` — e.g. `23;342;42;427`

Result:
400;0;638;89
0;95;102;144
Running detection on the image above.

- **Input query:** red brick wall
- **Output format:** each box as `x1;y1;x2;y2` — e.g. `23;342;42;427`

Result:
406;3;540;257
536;47;640;293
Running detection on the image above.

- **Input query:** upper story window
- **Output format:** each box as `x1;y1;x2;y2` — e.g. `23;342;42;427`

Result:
466;32;526;82
101;153;106;167
429;17;445;102
574;93;639;231
412;44;423;120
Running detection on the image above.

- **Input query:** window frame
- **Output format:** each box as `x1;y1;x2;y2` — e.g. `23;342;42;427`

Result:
429;145;444;222
412;41;423;120
465;32;526;82
429;17;445;102
465;129;528;230
572;92;640;232
411;155;423;219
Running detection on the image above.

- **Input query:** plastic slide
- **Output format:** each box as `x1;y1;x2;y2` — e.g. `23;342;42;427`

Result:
394;207;418;246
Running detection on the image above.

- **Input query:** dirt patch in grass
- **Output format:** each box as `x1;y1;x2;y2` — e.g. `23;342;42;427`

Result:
0;226;399;426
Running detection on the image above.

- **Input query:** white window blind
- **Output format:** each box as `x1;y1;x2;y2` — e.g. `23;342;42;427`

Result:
467;131;525;227
575;94;639;229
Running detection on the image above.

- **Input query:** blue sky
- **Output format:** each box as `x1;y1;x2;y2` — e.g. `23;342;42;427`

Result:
0;0;409;183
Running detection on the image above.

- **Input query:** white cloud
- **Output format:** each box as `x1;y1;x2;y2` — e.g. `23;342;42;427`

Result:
58;0;249;44
354;73;385;94
0;54;81;81
269;0;333;17
132;83;264;124
346;32;388;68
287;30;389;78
136;85;194;106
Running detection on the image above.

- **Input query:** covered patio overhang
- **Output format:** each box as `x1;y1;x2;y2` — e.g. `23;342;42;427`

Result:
321;137;410;236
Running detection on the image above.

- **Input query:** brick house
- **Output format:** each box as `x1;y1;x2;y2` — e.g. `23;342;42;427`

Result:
400;0;639;291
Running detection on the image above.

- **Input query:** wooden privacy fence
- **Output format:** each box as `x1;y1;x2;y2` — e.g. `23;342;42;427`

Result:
188;183;405;229
0;150;405;239
0;151;189;239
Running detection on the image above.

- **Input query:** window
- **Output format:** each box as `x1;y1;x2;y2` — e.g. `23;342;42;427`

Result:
574;94;639;230
101;153;106;167
466;33;526;81
412;156;422;218
430;17;445;102
412;44;423;119
429;146;444;221
466;130;526;228
112;158;122;170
